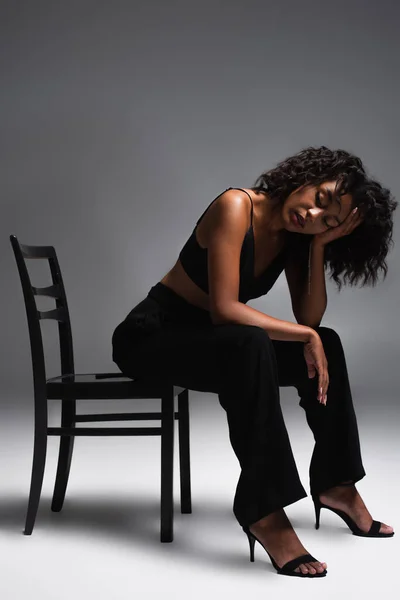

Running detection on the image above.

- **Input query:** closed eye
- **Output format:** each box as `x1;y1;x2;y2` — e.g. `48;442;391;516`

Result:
316;190;337;229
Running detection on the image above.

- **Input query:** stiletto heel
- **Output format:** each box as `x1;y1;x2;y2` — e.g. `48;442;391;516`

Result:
314;500;321;530
312;483;395;538
242;525;327;578
244;528;256;562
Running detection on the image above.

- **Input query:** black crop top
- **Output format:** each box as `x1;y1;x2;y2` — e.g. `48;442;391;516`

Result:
178;187;293;304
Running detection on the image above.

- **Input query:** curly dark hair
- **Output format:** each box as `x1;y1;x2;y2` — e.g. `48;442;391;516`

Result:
251;145;398;292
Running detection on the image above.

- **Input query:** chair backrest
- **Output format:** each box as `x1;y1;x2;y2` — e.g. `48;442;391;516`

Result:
10;234;75;392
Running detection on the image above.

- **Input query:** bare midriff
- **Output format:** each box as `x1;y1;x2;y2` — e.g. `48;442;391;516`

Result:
160;259;212;311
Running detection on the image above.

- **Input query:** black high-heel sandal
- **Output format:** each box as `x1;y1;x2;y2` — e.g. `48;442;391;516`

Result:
312;481;395;538
242;525;327;578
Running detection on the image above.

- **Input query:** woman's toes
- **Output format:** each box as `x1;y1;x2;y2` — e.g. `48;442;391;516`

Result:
299;563;309;575
299;564;308;575
295;561;327;575
380;523;394;534
309;561;324;573
304;562;317;574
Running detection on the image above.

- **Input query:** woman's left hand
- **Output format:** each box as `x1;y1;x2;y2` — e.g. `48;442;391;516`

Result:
313;207;365;247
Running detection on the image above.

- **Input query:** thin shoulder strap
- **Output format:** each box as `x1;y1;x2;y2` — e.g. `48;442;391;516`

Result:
228;187;254;227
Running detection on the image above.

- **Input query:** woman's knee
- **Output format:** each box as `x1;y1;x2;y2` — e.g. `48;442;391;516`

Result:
314;326;345;366
235;325;273;354
315;326;342;347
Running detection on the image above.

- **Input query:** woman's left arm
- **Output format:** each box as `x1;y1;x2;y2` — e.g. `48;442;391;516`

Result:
297;240;327;330
298;206;364;329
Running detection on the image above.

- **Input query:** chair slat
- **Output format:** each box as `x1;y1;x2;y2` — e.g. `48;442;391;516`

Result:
20;243;56;259
37;307;68;321
32;284;62;298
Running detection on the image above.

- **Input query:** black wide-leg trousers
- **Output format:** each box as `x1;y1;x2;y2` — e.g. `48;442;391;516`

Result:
112;283;366;528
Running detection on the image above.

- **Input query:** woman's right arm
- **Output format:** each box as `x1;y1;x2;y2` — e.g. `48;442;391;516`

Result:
206;189;315;343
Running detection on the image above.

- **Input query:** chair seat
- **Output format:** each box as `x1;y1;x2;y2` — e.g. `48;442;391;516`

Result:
46;372;185;400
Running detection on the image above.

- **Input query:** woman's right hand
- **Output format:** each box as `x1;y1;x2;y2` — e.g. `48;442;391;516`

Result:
303;331;329;405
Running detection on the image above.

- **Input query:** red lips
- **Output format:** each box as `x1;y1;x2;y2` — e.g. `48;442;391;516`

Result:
293;212;304;228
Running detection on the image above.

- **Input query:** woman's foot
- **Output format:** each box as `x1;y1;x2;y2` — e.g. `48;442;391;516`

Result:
249;508;327;575
319;482;394;535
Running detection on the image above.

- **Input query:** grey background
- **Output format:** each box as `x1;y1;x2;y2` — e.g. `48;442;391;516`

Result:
0;1;399;597
1;0;399;398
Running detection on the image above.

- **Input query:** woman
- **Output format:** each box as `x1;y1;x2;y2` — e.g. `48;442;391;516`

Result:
112;146;397;578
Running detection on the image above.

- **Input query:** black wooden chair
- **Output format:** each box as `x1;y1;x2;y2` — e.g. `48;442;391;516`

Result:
10;234;192;542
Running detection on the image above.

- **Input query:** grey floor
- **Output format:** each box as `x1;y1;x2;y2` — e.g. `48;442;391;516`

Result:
1;389;398;599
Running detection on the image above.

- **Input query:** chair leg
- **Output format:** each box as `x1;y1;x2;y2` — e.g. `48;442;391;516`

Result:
178;389;192;514
24;396;47;535
160;387;174;542
51;400;76;512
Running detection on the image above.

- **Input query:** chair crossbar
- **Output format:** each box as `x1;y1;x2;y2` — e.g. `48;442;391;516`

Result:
47;427;162;436
75;412;180;422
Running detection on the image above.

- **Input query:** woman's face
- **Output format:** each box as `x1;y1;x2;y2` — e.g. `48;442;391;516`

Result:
285;180;354;235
